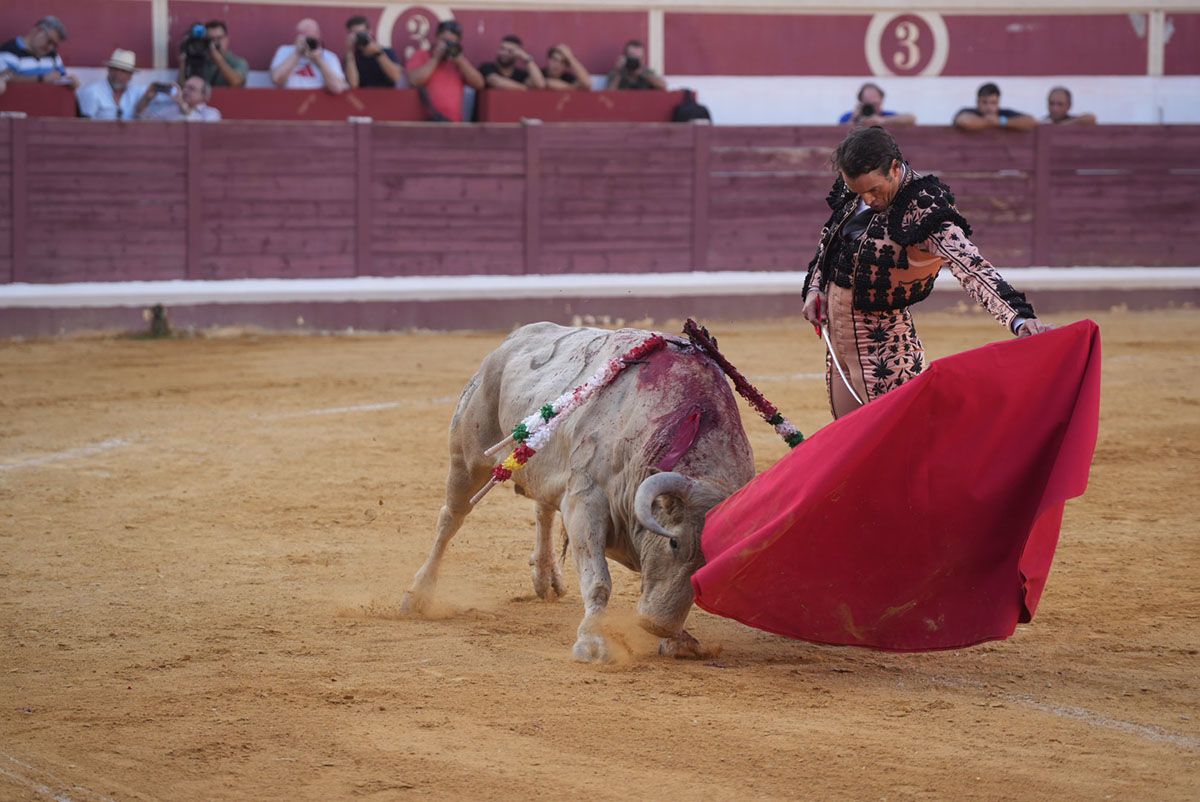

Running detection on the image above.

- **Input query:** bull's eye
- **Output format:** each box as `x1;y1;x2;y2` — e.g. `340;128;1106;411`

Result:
669;538;679;551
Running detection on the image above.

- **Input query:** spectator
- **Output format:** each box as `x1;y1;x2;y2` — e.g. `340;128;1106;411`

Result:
954;82;1035;132
1044;86;1096;125
606;40;665;90
0;16;78;88
178;20;247;88
543;44;591;91
344;16;402;89
479;35;545;90
405;20;484;122
136;76;221;121
838;82;915;127
77;49;142;120
270;18;347;94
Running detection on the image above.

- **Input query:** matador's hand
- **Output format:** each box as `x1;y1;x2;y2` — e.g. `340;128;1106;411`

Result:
1018;318;1056;337
802;290;827;328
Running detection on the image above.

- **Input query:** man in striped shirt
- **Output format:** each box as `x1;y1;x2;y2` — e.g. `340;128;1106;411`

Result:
0;16;78;88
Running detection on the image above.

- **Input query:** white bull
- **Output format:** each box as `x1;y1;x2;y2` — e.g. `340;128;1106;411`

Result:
401;323;755;661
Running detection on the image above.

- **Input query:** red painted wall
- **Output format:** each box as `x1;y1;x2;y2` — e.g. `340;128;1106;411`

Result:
665;14;869;76
941;15;1146;76
1165;13;1200;76
0;0;153;71
5;3;1191;78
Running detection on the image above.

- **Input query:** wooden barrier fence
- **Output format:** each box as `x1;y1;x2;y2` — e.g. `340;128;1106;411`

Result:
2;120;1198;285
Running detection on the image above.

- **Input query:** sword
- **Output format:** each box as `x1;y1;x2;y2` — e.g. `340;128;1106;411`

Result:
812;295;863;407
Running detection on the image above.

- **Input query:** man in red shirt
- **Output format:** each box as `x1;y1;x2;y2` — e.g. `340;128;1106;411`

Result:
406;20;484;122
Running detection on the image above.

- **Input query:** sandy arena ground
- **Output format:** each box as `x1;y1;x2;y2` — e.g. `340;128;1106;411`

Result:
1;309;1197;801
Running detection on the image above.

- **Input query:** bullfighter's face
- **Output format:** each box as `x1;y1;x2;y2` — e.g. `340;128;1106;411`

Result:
842;159;903;213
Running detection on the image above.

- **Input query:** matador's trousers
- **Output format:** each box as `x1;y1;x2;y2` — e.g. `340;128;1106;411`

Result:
825;284;927;419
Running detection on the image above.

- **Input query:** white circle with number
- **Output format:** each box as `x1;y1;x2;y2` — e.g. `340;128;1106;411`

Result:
864;12;949;77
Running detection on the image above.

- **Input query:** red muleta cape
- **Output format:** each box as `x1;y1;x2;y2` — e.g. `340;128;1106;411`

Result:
692;320;1102;651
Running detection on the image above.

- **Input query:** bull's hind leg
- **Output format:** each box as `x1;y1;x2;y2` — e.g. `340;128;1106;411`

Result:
530;502;566;600
400;453;491;615
562;491;614;662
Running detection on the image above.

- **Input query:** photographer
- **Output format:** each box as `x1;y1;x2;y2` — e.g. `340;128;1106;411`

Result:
405;20;484;122
605;40;665;90
177;20;247;89
269;18;347;95
344;16;401;89
838;83;915;128
479;35;545;91
135;76;221;121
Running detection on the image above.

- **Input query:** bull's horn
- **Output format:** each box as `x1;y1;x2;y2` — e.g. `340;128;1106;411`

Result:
634;472;695;539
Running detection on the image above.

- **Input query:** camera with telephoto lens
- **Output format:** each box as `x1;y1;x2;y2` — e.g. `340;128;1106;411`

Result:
860;103;877;118
355;31;372;49
442;40;462;59
180;23;210;78
624;55;642;72
305;36;320;52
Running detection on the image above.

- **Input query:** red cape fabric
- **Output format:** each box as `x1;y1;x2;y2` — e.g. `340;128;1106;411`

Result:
693;320;1102;651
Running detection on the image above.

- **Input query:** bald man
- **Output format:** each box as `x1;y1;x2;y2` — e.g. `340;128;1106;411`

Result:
1044;86;1096;125
269;18;347;94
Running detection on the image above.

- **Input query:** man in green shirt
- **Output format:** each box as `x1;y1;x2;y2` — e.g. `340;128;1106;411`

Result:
178;19;247;88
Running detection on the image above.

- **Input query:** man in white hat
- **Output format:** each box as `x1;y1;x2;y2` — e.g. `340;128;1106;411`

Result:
77;48;144;119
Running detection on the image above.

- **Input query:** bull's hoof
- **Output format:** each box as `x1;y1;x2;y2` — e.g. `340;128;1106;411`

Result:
571;633;612;663
658;630;718;660
399;590;429;616
531;562;567;601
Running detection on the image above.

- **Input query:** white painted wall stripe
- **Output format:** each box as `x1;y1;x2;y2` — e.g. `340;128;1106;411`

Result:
0;269;1196;310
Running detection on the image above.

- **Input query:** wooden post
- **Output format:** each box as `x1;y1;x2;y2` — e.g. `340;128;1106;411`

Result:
523;119;543;275
185;122;203;279
355;121;372;277
11;117;28;282
691;121;712;272
1031;125;1053;267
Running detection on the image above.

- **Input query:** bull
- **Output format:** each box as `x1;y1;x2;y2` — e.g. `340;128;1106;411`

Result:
401;323;755;662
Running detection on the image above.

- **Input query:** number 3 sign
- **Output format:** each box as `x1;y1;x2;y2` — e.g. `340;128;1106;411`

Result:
865;12;949;77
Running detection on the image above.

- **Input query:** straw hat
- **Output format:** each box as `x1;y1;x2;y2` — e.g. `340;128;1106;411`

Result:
104;49;136;72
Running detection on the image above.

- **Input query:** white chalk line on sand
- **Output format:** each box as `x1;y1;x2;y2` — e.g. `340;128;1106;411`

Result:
928;675;1200;751
1;752;120;802
0;438;131;473
255;396;458;421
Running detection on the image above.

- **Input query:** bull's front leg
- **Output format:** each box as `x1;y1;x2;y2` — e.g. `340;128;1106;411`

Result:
562;492;613;663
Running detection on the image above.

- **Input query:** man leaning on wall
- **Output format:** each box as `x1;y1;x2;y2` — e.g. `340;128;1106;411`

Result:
1;16;79;89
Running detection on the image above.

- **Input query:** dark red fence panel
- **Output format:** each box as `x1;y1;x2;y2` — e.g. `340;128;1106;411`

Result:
194;122;357;279
3;122;1198;286
1040;126;1200;266
538;124;695;273
368;124;527;276
0;121;11;283
23;120;188;283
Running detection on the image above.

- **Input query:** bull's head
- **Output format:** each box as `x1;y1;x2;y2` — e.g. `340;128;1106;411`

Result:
632;471;725;639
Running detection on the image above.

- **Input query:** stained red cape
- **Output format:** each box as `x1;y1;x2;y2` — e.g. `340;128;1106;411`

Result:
692;320;1102;651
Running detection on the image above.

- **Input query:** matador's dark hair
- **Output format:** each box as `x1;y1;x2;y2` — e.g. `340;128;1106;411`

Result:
832;125;904;178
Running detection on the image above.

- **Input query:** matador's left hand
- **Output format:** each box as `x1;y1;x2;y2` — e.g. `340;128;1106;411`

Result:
1018;318;1056;337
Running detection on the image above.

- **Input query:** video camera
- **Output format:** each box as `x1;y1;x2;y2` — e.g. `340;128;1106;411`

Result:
180;22;210;78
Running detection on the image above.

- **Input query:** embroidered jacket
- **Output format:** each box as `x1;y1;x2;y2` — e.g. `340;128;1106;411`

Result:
802;168;1036;329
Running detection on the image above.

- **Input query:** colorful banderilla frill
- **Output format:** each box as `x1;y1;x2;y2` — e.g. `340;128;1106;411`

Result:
683;318;804;448
470;334;667;505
